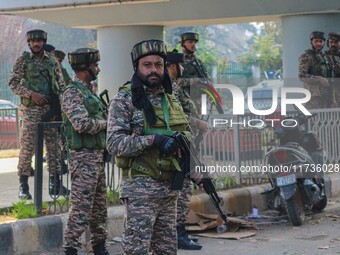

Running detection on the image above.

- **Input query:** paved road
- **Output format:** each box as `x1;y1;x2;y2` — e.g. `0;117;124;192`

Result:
32;195;340;255
2;157;339;254
0;157;69;208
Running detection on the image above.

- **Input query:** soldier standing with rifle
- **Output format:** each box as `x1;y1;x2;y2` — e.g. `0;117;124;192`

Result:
325;32;340;106
107;39;189;255
62;48;110;255
298;31;335;109
8;29;67;199
166;51;205;250
178;32;212;111
176;31;214;250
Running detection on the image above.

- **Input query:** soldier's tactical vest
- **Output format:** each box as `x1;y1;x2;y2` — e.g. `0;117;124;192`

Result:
21;51;56;106
63;82;107;150
305;49;331;77
182;54;208;79
116;83;188;181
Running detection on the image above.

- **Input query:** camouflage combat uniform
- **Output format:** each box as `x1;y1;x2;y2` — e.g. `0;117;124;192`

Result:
298;49;332;109
325;49;340;106
172;78;199;119
9;51;65;176
171;78;198;226
62;77;108;249
107;83;187;255
178;54;211;110
176;53;210;234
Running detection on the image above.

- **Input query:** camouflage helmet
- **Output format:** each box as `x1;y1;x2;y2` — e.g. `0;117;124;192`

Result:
310;31;325;41
131;39;167;69
328;32;340;42
180;32;199;44
68;48;100;66
26;29;47;42
54;50;66;61
167;52;184;65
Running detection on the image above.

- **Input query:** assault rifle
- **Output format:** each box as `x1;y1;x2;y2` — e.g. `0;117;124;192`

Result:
98;89;111;162
172;132;229;227
99;89;110;114
40;69;62;121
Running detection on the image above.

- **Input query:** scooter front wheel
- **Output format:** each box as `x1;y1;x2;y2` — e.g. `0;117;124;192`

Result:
312;195;327;212
285;192;305;226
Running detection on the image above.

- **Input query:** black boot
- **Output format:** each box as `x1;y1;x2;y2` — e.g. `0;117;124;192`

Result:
64;247;77;255
92;241;110;255
177;224;202;250
18;176;32;200
29;167;35;177
49;174;70;196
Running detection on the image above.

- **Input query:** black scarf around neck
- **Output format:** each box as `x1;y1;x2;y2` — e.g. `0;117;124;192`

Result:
131;71;172;126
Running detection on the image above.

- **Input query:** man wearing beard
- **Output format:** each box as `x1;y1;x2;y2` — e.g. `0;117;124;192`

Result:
298;31;333;109
8;29;66;200
106;40;188;255
325;32;340;106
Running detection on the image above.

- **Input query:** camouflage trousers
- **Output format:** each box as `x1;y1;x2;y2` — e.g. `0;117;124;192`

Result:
18;104;61;176
64;150;107;249
176;178;192;225
121;184;178;255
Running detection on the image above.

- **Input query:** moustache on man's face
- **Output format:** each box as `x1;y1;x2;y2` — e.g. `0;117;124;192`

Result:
147;73;161;79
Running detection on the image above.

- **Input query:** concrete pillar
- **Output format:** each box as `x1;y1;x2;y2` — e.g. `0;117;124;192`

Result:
282;13;340;84
97;26;163;98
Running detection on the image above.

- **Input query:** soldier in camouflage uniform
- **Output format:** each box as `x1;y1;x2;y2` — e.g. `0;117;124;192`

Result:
62;48;110;255
298;31;335;109
54;50;72;86
8;29;66;200
166;51;204;250
106;40;188;255
325;32;340;106
178;32;212;110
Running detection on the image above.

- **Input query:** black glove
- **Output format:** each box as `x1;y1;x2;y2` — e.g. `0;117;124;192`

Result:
153;133;180;156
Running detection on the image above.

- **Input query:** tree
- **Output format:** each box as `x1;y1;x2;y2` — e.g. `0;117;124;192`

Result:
237;21;282;78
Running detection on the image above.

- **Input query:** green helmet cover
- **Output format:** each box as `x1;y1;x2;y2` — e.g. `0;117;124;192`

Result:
180;32;199;44
131;39;167;69
310;31;325;41
68;48;100;65
26;29;47;42
328;32;340;42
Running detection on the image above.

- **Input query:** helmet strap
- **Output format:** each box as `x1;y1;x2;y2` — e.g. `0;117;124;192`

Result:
183;44;194;54
88;67;97;81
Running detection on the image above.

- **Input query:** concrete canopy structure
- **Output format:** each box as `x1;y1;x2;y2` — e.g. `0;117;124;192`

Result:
1;0;340;94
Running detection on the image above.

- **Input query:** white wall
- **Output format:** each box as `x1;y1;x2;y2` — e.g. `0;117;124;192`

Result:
97;25;163;98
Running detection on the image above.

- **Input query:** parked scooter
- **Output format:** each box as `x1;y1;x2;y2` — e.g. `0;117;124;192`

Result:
263;112;327;226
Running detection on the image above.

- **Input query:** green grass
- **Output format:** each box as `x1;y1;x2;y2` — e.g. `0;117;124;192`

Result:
212;176;237;190
107;190;120;205
10;200;38;219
